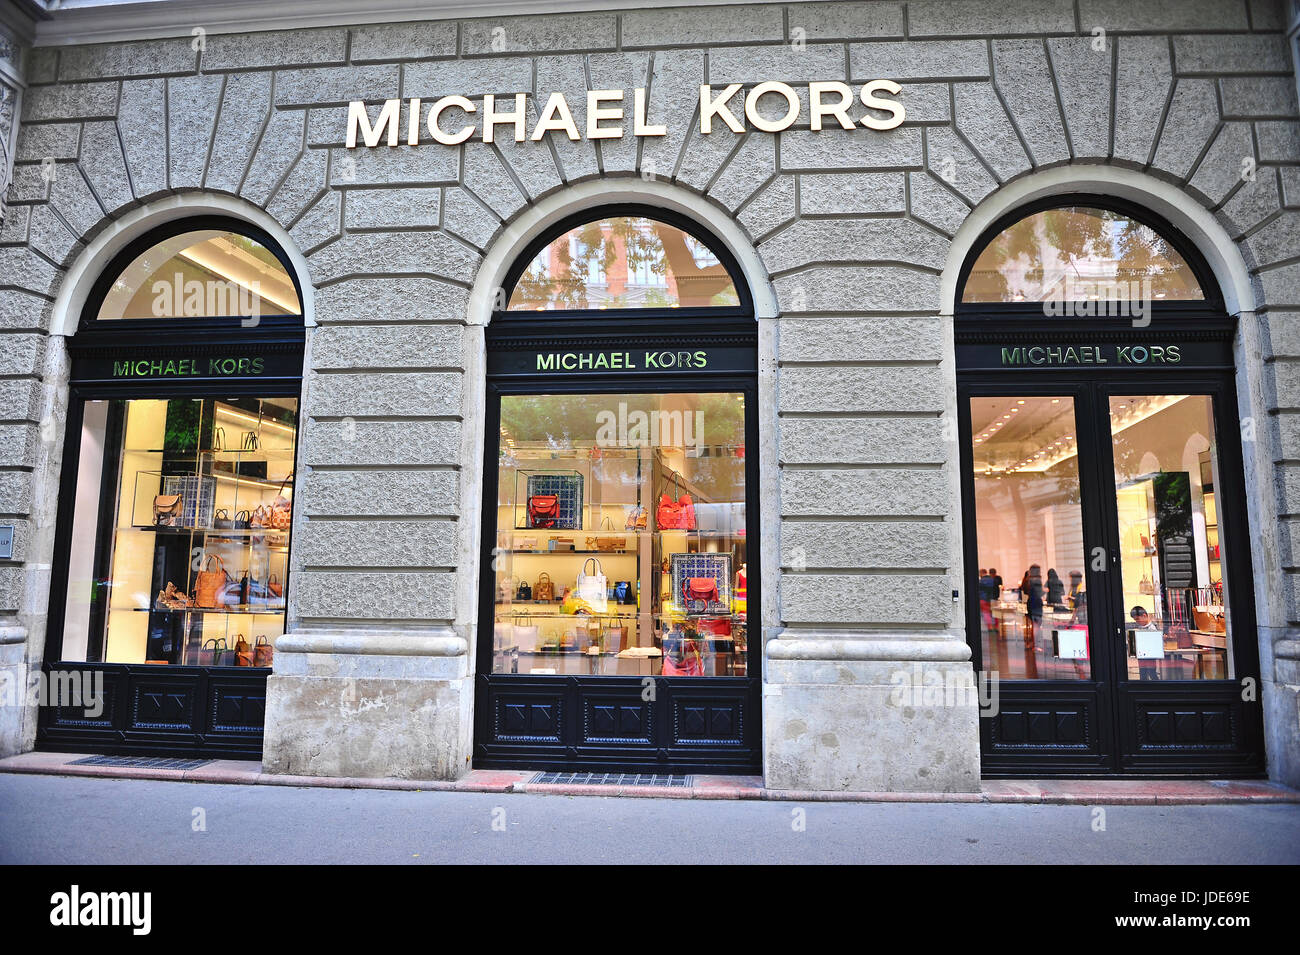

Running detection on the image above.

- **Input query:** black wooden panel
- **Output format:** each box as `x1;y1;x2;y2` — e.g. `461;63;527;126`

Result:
492;686;565;742
581;691;653;744
130;678;197;732
989;702;1092;751
209;678;267;733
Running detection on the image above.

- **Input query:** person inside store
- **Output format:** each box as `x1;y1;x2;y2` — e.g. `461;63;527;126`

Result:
1068;570;1083;608
978;568;999;631
1068;589;1087;625
1130;605;1162;680
1021;564;1043;650
1046;568;1065;608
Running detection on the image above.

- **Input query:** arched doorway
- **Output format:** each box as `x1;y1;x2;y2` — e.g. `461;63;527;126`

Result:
473;206;761;773
956;197;1265;775
39;217;306;758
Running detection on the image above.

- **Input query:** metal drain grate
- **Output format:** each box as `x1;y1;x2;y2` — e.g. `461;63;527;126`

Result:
530;772;693;787
70;755;211;771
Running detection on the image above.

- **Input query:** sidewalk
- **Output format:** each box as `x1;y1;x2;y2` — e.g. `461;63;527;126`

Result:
3;751;1297;805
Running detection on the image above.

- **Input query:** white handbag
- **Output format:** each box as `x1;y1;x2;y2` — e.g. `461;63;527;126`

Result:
576;557;608;613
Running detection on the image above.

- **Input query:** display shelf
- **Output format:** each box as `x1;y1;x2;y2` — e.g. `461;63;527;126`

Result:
504;548;638;555
139;606;285;615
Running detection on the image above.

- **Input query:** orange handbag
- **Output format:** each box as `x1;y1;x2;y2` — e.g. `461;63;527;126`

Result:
656;473;696;530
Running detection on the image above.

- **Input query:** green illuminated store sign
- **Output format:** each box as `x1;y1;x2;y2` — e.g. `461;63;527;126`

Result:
110;356;267;378
1000;344;1182;367
536;349;709;372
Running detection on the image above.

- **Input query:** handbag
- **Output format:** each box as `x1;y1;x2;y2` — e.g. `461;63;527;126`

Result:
499;576;518;603
517;579;532;601
602;623;628;654
153;493;183;527
269;473;293;530
211;427;225;452
233;635;254;667
587;517;627;552
576;557;608;613
252;635;274;668
213;508;233;530
268;573;283;598
527;494;560;528
194;554;231;608
199;637;228;667
242;431;260;451
683;576;721;614
234;509;252;529
535;572;555;602
656;473;696;530
662;631;703;676
613;580;631;604
624;506;646;530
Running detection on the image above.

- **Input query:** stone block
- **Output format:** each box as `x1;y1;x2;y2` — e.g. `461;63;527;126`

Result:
78;121;133;213
799;172;905;215
350;22;457;62
991;39;1069;167
1247;213;1300;269
344;186;441;230
780;572;951;624
311;323;461;369
491;100;564;198
0;472;34;514
314;276;469;323
25;48;58;84
1152;79;1220;180
1076;0;1248;31
1261;311;1300;359
461;13;617;54
779;365;946;414
296;519;459;568
0;248;60;297
622;5;784;47
268;147;327;227
205;71;273;194
782;520;950;569
60;38;196;80
301;419;461;467
773;265;942;313
0;289;52;332
27;205;78;264
22;81;117;121
0;333;46;376
0;206;28;245
908;171;972;237
764;666;980;791
1219;166;1282;237
1187;122;1256;206
0;424;38;469
535;57;601;184
781;467;950;517
707;134;775;210
308;231;478;285
675;124;744;193
48;164;104;239
460;144;526;219
793;2;904;40
306;370;462;417
301;468;459;517
779;416;946;465
1259;262;1300;308
908;0;1075;35
240;109;304;207
588;52;654;174
327;142;459;188
402;57;532;97
738;174;796;241
849;40;989;80
1048;37;1113;159
1221;77;1299;118
640;49;705;180
262;670;472;779
709;43;847;85
1173;34;1291;74
1114;36;1175;166
924;127;998;204
952;82;1031;180
202;28;348;70
1282;167;1300;207
0;380;41;423
117;78;168;197
1257;121;1300;163
294;570;456;620
779;316;944;361
762;216;949;273
15;123;79;162
167;74;224;189
274;65;399;108
7;164;51;203
780;127;922;169
441;187;500;249
288;191;341;255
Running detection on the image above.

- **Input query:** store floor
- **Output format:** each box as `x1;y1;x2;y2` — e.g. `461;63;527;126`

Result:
1;752;1295;805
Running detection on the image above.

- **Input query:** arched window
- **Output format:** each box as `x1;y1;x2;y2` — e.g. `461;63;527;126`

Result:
960;202;1212;307
953;196;1263;777
477;206;760;774
43;217;306;759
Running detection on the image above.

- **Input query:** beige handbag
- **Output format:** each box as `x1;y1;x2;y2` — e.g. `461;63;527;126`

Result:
194;554;230;608
153;494;183;526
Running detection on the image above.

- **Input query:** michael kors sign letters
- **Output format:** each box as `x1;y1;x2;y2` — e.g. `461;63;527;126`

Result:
346;81;905;147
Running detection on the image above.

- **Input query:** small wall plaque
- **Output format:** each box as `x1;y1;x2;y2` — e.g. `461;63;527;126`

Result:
0;525;12;560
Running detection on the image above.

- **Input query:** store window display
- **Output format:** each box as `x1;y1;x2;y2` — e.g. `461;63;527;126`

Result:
491;392;748;678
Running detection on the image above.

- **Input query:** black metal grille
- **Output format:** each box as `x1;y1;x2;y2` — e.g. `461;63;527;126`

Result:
530;772;693;787
69;755;211;771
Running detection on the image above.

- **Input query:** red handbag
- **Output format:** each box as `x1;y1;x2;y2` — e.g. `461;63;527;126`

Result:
656;473;696;530
527;494;560;528
683;577;720;611
662;634;703;676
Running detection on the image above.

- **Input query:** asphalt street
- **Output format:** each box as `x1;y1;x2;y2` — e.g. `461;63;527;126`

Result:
2;774;1299;864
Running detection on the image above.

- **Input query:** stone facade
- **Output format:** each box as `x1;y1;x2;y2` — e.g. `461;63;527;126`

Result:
0;0;1297;790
